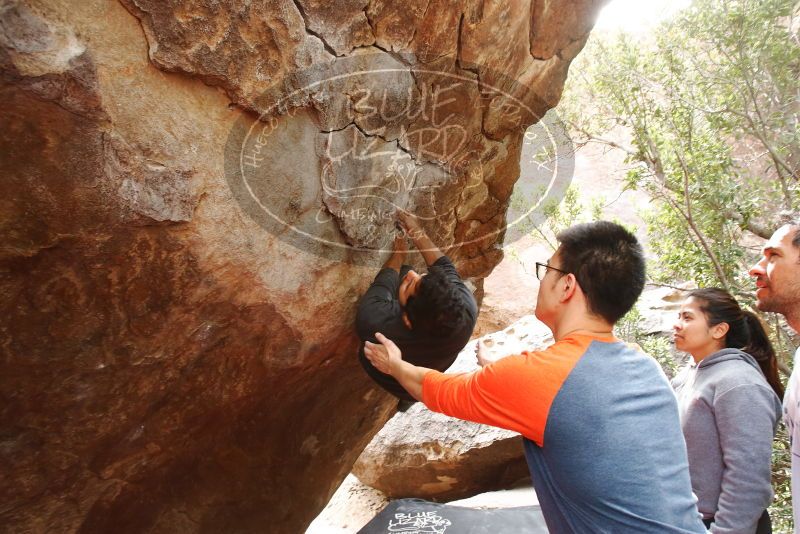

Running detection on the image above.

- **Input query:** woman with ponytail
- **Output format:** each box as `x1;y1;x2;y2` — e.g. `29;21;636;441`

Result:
672;288;783;534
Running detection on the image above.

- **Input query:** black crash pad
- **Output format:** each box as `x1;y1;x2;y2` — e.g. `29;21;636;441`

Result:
357;498;548;534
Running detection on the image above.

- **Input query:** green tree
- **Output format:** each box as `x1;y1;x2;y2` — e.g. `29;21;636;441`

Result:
560;0;800;293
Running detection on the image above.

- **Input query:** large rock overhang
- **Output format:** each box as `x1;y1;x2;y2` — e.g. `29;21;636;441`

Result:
0;0;604;532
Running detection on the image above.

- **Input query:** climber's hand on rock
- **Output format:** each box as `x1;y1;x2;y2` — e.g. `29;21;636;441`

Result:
396;210;424;240
396;210;443;267
364;332;402;376
476;339;492;367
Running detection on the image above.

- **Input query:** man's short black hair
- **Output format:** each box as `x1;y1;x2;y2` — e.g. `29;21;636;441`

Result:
405;270;470;337
556;221;646;324
789;218;800;252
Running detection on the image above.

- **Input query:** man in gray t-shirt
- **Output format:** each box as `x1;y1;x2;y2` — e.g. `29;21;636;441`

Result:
749;219;800;531
356;213;477;402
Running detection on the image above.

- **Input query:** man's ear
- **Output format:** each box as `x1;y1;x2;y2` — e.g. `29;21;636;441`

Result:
560;273;578;303
711;321;730;340
402;312;413;330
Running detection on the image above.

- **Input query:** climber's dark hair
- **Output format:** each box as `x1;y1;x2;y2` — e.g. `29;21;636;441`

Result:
556;221;646;324
405;270;471;337
689;288;784;400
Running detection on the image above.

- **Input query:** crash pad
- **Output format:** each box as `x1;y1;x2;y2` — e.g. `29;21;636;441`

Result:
357;498;548;534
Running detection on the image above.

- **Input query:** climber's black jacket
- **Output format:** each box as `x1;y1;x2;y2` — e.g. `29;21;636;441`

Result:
356;256;477;401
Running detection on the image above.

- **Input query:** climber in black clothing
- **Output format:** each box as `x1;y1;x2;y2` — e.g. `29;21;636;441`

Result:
356;211;478;405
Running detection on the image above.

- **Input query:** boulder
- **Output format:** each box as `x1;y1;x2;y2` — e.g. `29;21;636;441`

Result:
636;286;687;336
352;317;552;501
0;0;605;532
305;474;389;534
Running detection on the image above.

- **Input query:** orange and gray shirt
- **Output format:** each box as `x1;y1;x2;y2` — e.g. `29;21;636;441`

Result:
423;333;706;533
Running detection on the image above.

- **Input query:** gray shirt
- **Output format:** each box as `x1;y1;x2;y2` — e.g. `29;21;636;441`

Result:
672;348;782;533
784;346;800;533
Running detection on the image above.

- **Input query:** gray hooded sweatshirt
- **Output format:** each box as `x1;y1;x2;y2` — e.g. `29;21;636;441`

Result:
671;348;782;534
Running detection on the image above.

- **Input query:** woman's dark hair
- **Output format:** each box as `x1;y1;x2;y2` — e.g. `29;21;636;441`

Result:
405;270;472;338
689;288;784;400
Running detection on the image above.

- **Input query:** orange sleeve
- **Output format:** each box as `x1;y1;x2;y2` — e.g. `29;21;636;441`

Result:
422;339;586;446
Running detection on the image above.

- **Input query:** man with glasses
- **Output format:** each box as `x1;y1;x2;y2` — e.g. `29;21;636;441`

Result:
365;221;705;533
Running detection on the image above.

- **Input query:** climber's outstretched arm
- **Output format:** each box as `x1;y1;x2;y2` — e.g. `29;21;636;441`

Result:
397;211;444;267
382;234;407;273
364;333;429;401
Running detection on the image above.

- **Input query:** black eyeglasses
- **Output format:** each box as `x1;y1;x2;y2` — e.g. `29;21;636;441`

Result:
535;261;569;281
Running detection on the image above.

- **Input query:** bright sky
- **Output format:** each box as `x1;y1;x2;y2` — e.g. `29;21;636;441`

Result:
594;0;692;33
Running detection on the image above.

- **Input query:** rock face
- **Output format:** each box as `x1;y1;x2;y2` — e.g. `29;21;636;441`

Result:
305;474;389;534
0;1;604;532
353;317;552;501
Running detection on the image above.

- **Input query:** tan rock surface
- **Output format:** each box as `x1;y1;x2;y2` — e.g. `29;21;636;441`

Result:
1;0;604;532
305;474;390;534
